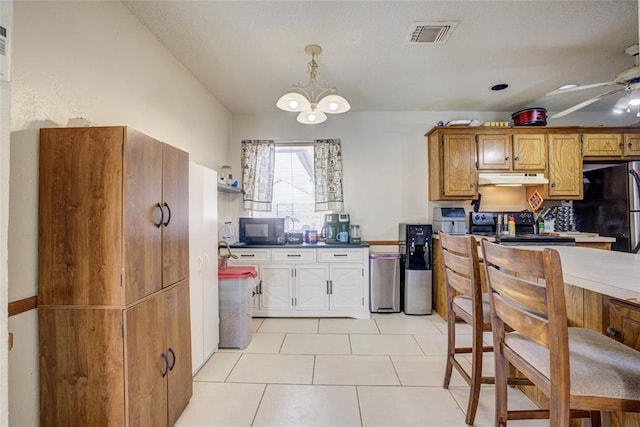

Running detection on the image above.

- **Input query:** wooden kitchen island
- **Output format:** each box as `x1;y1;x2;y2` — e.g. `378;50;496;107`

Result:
433;238;640;426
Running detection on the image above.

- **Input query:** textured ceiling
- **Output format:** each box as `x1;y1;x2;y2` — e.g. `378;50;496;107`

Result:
123;0;639;118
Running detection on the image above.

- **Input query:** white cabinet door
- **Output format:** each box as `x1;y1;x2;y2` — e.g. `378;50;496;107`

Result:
261;265;294;310
330;265;364;310
295;265;329;311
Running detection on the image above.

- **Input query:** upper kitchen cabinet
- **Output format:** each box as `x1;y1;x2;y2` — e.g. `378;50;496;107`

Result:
582;132;640;159
39;126;189;306
428;131;478;200
477;134;546;171
527;133;583;200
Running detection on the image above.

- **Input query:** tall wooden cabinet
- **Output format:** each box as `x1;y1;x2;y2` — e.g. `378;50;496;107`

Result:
38;126;192;426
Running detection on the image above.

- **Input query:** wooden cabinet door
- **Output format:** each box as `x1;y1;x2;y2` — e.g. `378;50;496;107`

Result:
547;134;583;199
295;265;329;310
512;134;546;170
165;281;193;426
329;265;363;310
582;133;623;156
124;128;163;304
477;134;511;170
261;265;294;309
442;134;478;198
125;293;167;427
608;299;640;351
39;127;124;306
162;144;190;287
39;308;125;426
624;134;640;157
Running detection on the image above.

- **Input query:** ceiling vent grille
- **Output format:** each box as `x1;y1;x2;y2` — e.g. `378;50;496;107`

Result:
407;21;459;44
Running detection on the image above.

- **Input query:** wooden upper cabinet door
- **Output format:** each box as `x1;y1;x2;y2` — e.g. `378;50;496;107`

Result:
624;134;640;157
582;133;623;156
165;281;193;426
477;134;511;170
442;134;478;198
512;134;546;170
39;127;124;306
123;129;163;304
162;145;190;287
547;134;583;198
125;292;167;427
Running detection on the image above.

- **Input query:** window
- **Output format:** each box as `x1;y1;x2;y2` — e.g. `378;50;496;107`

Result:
253;144;325;231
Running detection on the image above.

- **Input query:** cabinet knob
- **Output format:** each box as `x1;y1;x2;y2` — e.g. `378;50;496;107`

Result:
470;183;475;188
629;143;634;148
606;326;619;338
550;182;556;188
514;156;519;161
505;157;509;161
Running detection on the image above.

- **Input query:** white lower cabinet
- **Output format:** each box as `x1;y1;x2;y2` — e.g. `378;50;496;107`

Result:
228;246;370;319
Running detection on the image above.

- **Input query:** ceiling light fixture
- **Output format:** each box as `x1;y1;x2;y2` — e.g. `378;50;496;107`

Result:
276;44;350;125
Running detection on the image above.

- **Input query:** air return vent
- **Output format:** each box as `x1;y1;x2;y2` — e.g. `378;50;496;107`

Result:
407;21;459;44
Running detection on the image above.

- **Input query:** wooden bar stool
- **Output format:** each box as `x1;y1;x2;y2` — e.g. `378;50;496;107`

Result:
439;232;531;425
481;240;640;427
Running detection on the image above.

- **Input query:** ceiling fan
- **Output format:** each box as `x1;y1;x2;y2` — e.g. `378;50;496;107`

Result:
546;44;640;118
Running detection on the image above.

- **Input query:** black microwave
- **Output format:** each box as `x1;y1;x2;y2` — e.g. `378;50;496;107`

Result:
238;217;286;245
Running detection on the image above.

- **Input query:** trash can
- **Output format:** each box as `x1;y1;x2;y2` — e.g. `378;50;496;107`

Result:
369;253;401;313
218;266;258;349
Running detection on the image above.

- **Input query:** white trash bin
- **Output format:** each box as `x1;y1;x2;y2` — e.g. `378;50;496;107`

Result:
218;266;258;349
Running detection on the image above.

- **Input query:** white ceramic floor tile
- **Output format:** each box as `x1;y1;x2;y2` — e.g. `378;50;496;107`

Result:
375;317;442;334
280;333;351;355
227;353;314;384
314;355;400;385
350;334;424;355
358;385;466;426
258;318;319;333
241;332;285;353
174;382;265;427
391;355;467;387
318;318;380;334
371;312;403;319
413;332;478;357
193;352;241;382
449;385;549;427
432;319;473;335
251;317;264;332
252;384;361;427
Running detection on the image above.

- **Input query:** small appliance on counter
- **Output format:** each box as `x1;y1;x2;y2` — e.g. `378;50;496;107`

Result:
286;232;304;244
432;207;467;234
321;213;350;244
238;217;286;245
349;224;361;244
398;223;433;315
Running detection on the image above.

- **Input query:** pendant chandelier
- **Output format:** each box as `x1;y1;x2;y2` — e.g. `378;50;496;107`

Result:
276;44;350;125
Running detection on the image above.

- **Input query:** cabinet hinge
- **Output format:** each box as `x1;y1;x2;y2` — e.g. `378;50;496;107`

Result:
362;297;365;306
121;325;124;338
121;143;124;156
120;274;123;287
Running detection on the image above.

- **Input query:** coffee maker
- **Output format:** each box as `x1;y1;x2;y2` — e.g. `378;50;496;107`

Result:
321;213;350;243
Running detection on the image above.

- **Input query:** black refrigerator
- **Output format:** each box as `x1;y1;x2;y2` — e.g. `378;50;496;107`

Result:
573;162;640;253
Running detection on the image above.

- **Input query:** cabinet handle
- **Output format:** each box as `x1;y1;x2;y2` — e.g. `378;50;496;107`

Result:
333;254;348;257
161;352;169;378
258;280;263;294
606;327;620;339
329;280;333;294
154;203;164;228
287;254;301;257
168;347;176;371
241;254;255;258
326;280;330;294
619;142;624;149
163;202;172;226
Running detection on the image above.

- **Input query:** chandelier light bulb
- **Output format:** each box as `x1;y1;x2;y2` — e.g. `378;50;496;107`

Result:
297;109;327;125
628;89;640;106
613;96;629;114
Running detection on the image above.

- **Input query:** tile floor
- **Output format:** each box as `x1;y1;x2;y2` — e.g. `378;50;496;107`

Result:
175;313;548;427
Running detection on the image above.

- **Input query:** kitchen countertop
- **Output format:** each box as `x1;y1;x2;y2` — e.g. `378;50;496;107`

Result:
227;242;370;249
431;233;616;244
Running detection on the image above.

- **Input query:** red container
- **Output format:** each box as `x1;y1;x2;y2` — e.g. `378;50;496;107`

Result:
511;108;547;126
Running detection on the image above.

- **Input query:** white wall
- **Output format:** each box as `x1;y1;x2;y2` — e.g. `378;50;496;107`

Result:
8;1;230;424
1;2;14;425
231;110;633;241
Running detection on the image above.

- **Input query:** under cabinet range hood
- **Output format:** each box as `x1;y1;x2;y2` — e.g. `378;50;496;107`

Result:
477;172;549;186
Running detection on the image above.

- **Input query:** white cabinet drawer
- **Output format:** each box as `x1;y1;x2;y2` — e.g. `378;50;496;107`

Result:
230;249;270;263
271;249;316;263
318;249;362;263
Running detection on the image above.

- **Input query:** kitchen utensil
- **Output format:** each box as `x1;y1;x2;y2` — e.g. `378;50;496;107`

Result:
511;108;547;126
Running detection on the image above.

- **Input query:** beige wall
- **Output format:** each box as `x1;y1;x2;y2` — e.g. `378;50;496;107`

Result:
8;1;230;424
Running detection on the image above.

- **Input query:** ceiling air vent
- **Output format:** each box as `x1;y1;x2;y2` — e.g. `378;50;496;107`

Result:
407;21;459;44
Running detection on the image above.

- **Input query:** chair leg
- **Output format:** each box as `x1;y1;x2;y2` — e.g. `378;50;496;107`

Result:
465;325;485;425
443;305;456;389
494;345;508;427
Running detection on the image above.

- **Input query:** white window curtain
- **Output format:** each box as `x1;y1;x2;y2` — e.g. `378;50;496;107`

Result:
314;139;344;212
241;140;276;211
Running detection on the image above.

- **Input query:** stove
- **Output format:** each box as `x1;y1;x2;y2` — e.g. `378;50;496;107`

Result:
469;211;575;246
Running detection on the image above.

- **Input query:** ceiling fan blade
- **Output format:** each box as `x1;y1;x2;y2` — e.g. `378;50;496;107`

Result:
550;88;625;118
546;80;617;96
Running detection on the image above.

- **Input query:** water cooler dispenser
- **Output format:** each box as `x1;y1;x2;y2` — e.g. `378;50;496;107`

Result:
399;224;433;315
